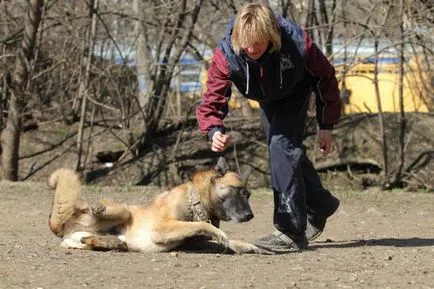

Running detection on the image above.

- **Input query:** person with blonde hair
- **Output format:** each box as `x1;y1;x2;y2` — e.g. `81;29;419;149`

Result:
196;2;341;251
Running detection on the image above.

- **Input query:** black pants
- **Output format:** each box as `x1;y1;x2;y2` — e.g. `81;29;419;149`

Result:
259;89;337;234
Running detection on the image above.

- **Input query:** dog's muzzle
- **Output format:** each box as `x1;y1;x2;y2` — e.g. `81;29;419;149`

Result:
234;211;254;223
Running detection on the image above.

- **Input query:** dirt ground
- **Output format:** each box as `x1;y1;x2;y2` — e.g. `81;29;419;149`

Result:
1;180;434;289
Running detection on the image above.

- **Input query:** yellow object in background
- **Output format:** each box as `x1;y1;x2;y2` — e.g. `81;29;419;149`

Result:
336;57;431;114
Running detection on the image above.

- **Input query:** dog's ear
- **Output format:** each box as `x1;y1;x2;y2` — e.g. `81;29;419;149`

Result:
214;157;229;175
240;166;253;184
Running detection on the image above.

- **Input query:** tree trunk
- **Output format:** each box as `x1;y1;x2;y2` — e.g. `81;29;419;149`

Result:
318;0;336;57
134;0;203;152
1;72;9;132
133;0;154;112
317;0;328;54
373;38;389;187
393;0;407;187
72;0;97;120
76;0;99;171
175;66;182;121
0;0;43;181
305;0;320;43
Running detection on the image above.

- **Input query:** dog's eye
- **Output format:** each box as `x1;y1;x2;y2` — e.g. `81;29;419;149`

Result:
227;185;250;199
238;188;250;198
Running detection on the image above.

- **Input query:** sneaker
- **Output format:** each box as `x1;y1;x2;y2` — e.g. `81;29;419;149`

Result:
253;230;308;251
306;196;340;241
306;216;327;241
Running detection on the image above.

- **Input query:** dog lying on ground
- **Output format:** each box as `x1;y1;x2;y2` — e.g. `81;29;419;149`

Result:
48;157;271;254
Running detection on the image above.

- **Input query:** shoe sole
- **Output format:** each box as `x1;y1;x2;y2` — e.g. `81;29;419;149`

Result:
253;236;308;252
254;243;304;252
308;229;323;241
252;238;293;251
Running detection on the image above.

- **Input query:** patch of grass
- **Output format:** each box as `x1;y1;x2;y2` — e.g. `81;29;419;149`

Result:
416;187;433;194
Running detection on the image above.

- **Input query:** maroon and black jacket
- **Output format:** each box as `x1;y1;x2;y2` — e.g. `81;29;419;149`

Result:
196;16;341;140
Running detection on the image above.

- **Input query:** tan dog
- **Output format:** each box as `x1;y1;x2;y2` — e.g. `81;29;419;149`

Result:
48;157;270;254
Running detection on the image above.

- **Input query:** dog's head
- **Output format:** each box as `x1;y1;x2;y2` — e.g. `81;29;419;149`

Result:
210;157;254;223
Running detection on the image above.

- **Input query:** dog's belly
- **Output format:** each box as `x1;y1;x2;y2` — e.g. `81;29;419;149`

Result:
123;229;181;253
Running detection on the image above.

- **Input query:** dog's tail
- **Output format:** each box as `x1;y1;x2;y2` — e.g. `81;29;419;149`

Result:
48;168;81;237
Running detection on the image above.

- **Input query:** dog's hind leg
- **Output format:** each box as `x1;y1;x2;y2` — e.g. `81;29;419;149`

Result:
80;235;128;251
89;201;131;223
48;169;82;237
151;220;229;248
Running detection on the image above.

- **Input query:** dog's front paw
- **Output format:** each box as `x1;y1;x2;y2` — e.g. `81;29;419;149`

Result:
214;230;229;248
227;240;275;255
90;202;106;215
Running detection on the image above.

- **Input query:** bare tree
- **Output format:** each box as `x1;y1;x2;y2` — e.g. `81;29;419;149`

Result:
76;0;99;171
133;0;154;122
132;0;204;152
373;37;389;187
372;2;394;187
71;0;94;120
0;72;9;131
317;0;336;56
392;0;407;187
1;0;43;181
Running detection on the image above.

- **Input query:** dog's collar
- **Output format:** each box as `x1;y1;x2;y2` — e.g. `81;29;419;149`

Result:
187;184;220;227
188;185;211;223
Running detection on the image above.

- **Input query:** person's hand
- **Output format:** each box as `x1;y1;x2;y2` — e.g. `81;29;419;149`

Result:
318;130;333;155
211;131;232;152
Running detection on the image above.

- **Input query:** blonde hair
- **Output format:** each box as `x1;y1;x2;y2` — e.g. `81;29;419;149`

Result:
231;3;281;55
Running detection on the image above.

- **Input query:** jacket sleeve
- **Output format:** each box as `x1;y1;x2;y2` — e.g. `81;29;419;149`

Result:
303;31;341;130
196;47;232;140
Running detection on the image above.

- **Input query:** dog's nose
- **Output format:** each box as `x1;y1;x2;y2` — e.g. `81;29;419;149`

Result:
244;212;254;221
